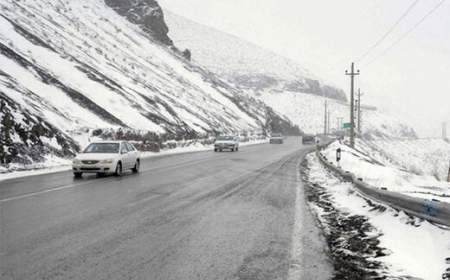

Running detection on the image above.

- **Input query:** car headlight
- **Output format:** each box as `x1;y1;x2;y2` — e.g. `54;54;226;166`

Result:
73;159;81;164
100;159;114;164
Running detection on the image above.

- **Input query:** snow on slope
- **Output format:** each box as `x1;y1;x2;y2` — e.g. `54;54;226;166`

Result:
258;91;416;138
0;0;296;168
368;138;450;181
322;140;450;202
0;0;259;133
164;11;347;102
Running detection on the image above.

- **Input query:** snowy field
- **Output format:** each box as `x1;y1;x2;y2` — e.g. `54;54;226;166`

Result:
321;140;450;203
304;153;450;280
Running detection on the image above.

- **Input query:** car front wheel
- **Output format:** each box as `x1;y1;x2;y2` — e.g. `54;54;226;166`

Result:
114;162;122;177
73;172;82;178
132;160;140;173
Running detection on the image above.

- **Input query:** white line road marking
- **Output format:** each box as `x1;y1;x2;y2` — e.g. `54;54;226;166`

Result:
0;180;96;203
0;150;250;203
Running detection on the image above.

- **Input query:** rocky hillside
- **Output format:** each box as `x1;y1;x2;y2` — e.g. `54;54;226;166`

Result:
164;11;347;102
0;93;78;165
0;0;298;169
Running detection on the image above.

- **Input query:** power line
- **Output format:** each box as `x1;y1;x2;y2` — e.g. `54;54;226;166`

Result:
357;0;421;63
365;0;447;66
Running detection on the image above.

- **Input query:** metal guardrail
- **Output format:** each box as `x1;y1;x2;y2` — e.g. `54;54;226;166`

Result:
315;147;450;227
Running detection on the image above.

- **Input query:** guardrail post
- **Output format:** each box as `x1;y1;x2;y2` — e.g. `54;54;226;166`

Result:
336;148;341;168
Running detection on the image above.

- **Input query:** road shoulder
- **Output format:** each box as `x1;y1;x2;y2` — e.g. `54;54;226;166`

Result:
288;153;333;280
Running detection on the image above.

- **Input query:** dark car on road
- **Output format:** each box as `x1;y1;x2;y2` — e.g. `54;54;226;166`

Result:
302;134;315;145
269;133;284;144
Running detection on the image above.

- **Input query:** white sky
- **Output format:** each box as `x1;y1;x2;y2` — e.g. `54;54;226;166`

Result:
159;0;450;137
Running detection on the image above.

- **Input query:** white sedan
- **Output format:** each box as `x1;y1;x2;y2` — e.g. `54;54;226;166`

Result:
72;141;140;178
214;135;239;152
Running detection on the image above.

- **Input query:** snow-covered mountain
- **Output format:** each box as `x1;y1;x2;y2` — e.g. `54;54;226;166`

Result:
0;0;418;171
164;11;417;138
164;11;347;102
0;0;298;168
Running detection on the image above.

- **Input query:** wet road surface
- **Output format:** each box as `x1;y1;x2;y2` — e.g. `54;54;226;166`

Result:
0;138;332;280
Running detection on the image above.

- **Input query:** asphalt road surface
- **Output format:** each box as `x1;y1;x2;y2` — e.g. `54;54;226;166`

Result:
0;138;332;280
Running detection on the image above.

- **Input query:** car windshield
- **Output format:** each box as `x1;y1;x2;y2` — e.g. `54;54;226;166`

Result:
216;136;234;141
83;143;120;154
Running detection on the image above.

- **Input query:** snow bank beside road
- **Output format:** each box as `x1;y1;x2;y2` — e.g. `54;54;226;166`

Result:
304;153;450;279
321;140;450;203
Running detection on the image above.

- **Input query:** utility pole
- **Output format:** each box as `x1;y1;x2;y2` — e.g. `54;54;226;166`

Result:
448;160;450;182
355;99;359;128
345;62;360;148
324;100;328;135
327;109;331;135
357;89;362;134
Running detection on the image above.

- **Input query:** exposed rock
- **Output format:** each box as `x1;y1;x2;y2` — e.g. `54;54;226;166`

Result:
182;49;191;61
104;0;173;45
230;74;279;91
265;107;302;136
284;79;347;101
0;93;79;166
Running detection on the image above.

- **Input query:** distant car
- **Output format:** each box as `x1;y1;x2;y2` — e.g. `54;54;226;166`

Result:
302;135;315;145
214;135;239;152
72;141;140;178
270;133;284;144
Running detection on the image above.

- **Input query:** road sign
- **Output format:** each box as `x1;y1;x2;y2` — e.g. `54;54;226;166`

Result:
342;123;352;129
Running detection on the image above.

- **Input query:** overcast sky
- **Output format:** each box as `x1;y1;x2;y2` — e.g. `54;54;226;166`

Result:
159;0;450;137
